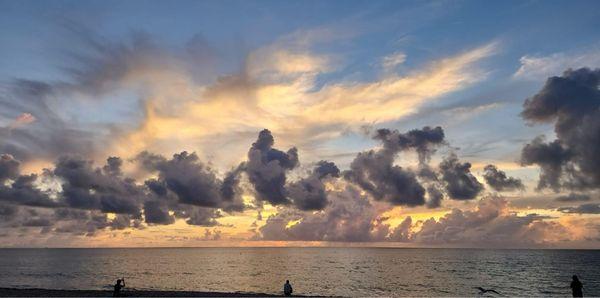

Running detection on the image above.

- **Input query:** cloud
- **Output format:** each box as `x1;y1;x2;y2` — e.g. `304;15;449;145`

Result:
143;200;174;225
559;204;600;214
520;68;600;191
381;52;407;72
0;79;100;163
257;186;390;242
345;148;423;207
183;207;222;227
439;154;483;200
8;113;36;129
483;164;524;192
255;190;582;247
514;49;600;80
0;154;20;183
344;126;447;207
288;161;340;211
112;41;495;165
0;174;58;208
411;196;571;246
374;126;445;165
555;193;592;202
137;151;245;213
244;129;298;206
53;156;144;216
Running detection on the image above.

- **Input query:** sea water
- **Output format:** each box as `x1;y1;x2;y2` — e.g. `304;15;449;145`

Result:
0;247;598;296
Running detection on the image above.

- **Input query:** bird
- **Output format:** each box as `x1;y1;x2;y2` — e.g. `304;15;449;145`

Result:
475;287;500;295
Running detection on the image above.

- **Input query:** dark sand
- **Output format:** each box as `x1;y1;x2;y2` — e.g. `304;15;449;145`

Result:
0;288;295;297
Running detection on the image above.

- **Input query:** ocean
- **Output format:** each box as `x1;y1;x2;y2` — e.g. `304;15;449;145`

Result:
0;248;598;296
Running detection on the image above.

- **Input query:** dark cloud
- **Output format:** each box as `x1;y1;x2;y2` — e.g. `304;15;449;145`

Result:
143;200;175;225
137;151;222;208
558;204;600;214
314;160;340;179
220;165;245;212
53;208;90;221
0;173;58;208
136;151;244;213
145;179;168;196
343;127;445;206
521;137;572;191
483;164;524;192
245;129;298;206
103;157;123;176
425;186;444;208
22;218;53;227
288;161;340;211
439;154;483;200
183;207;221;227
53;156;144;216
374;126;445;165
345;149;425;206
521;68;600;191
0;154;20;183
0;204;18;222
555;193;592;202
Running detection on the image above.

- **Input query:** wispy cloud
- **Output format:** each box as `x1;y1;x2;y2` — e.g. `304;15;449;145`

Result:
514;47;600;80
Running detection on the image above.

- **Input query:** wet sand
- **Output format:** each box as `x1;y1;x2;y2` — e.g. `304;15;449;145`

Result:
0;287;291;297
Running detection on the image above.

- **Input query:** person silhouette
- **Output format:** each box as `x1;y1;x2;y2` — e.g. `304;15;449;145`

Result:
113;278;125;297
571;275;583;297
283;280;293;296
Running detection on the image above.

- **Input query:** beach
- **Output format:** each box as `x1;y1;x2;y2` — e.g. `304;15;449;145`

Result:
0;288;284;297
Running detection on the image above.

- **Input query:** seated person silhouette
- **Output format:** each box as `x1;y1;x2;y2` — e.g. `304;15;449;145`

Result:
113;278;125;297
283;280;293;296
571;275;583;297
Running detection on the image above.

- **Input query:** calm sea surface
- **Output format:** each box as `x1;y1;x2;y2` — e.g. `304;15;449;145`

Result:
0;248;598;296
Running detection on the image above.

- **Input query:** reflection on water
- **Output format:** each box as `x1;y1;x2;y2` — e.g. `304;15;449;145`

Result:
0;248;598;296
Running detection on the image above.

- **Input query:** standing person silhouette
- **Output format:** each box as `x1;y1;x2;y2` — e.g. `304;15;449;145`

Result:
283;280;293;296
571;275;583;297
113;278;125;297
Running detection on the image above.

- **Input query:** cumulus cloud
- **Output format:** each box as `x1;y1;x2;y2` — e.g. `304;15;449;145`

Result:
137;151;227;208
411;196;571;246
53;156;144;216
520;68;600;191
288;160;340;211
257;186;390;242
483;164;524;192
344;126;447;207
255;191;580;247
143;200;175;225
244;129;298;206
439;154;483;200
374;126;445;165
0;174;58;208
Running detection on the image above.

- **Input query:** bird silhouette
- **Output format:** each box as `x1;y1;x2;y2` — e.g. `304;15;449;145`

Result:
475;287;500;295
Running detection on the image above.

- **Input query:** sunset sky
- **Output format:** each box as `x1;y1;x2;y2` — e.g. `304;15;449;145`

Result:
1;0;600;248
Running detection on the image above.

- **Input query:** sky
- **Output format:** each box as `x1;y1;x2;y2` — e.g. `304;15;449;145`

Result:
0;0;600;248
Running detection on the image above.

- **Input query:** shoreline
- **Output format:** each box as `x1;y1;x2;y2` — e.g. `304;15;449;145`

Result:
0;288;294;297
